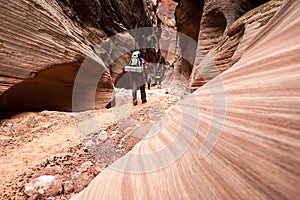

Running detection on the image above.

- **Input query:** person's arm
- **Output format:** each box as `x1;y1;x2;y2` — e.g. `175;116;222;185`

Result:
141;59;148;78
145;65;148;77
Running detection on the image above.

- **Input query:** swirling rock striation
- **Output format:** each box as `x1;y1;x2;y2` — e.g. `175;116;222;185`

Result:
173;0;277;83
191;0;283;88
0;0;155;112
73;0;300;199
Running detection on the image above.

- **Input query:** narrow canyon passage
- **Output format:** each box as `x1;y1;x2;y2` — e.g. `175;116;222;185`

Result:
0;0;300;199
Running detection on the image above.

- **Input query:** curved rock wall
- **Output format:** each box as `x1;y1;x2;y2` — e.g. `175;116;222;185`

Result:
73;0;300;198
199;0;271;51
174;0;273;82
56;0;156;47
191;0;284;87
0;0;155;112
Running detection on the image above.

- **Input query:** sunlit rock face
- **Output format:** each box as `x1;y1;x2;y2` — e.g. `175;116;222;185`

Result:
73;1;300;199
0;0;155;112
157;0;177;27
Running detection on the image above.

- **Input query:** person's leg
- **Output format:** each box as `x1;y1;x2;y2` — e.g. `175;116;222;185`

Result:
132;79;138;106
148;82;150;90
140;84;147;103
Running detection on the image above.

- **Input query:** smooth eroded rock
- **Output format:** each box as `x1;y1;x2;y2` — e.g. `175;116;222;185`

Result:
72;1;300;199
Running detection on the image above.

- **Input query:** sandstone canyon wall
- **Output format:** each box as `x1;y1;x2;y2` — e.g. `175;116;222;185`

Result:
0;0;155;112
0;0;282;112
173;0;284;86
175;0;204;79
73;0;300;199
157;0;177;27
191;0;284;88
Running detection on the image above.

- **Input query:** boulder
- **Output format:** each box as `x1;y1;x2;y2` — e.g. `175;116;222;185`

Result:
24;175;63;197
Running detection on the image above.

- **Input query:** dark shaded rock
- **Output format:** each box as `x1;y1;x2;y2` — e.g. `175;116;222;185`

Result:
175;0;204;79
0;0;156;112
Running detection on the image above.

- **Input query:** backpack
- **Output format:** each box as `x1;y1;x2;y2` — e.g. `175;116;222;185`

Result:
155;71;162;79
124;51;145;73
147;74;152;82
129;51;142;66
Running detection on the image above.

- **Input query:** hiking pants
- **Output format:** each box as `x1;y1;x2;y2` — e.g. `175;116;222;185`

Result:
131;73;146;103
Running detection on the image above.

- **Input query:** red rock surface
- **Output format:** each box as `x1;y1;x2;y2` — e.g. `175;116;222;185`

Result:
0;0;111;111
174;0;204;79
0;0;155;112
72;0;300;199
174;0;274;81
191;0;284;88
157;0;178;27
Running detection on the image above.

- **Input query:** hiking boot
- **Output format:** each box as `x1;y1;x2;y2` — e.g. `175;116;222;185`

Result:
142;99;147;104
133;100;138;106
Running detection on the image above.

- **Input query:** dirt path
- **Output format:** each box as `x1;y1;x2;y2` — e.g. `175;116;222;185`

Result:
0;88;177;199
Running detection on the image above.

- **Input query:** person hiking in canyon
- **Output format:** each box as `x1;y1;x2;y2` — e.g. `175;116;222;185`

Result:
155;69;162;88
147;74;152;90
125;51;148;106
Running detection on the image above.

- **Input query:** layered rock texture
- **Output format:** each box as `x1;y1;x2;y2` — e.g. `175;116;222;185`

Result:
173;0;284;85
73;0;300;198
0;0;155;112
157;0;177;27
0;0;281;112
191;0;284;88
